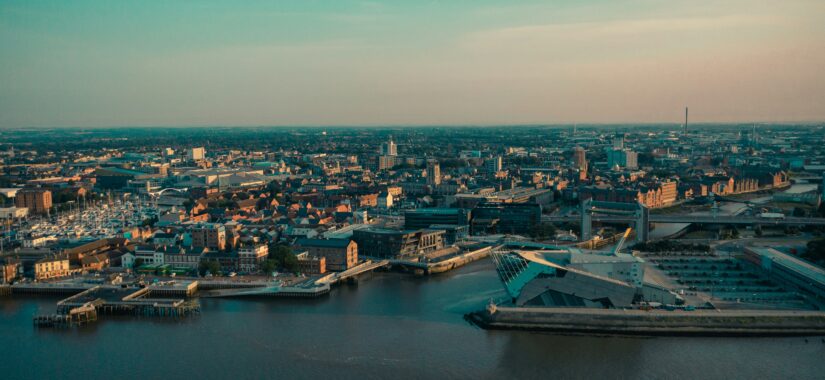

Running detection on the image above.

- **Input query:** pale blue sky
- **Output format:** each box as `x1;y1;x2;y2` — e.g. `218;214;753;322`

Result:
1;0;824;127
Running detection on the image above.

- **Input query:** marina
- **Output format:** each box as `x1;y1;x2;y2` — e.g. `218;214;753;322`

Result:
11;196;159;243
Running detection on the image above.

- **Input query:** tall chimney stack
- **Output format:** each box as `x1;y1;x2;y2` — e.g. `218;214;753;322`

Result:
684;107;688;134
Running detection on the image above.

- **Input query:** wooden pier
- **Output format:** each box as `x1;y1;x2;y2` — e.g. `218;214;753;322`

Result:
33;285;200;328
34;302;98;328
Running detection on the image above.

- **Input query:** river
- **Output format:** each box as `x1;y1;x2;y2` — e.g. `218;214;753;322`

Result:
1;261;824;379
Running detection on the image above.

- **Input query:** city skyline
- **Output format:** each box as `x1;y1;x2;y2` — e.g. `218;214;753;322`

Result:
2;0;825;128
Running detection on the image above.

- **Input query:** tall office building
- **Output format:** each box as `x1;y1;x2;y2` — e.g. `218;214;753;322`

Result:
822;175;825;200
378;155;398;171
572;147;587;170
14;188;52;215
607;149;638;170
485;156;502;173
380;137;397;156
426;160;441;186
189;147;206;161
613;133;625;150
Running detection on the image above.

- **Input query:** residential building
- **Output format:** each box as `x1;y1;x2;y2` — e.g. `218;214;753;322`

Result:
35;256;70;280
14;188;52;214
238;244;269;273
0;257;20;284
192;223;227;251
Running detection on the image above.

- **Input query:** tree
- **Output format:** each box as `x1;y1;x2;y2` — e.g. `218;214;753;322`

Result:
529;223;557;240
198;260;222;276
261;259;278;274
268;245;299;273
804;238;825;265
142;216;158;227
792;207;806;217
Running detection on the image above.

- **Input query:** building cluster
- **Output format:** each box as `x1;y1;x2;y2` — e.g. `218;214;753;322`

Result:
0;125;823;283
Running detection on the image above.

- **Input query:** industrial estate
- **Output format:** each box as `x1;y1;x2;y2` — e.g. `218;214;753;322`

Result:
2;124;825;335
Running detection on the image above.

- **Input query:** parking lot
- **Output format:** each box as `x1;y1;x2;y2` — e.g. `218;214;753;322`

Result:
649;255;813;309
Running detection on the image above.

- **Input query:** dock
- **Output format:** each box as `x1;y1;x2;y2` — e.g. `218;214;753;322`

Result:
34;302;98;328
32;284;200;328
56;286;200;317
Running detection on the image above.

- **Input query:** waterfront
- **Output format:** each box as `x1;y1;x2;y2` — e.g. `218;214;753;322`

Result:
2;261;825;380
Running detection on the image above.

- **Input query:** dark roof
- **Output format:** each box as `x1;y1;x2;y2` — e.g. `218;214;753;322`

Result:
294;238;351;248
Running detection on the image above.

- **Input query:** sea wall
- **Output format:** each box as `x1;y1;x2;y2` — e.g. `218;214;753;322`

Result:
469;306;825;337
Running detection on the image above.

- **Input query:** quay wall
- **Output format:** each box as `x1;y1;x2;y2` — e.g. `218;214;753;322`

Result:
469;307;825;337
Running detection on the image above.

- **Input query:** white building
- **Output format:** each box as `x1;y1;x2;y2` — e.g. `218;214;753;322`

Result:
377;192;393;209
135;246;165;266
0;207;28;219
189;147;206;161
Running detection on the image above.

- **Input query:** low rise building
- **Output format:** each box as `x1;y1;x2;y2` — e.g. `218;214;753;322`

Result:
35;256;70;280
352;228;444;259
296;252;326;275
238;244;269;273
293;238;358;271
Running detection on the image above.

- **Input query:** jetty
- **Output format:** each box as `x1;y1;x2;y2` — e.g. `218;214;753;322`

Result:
34;302;98;328
31;282;200;328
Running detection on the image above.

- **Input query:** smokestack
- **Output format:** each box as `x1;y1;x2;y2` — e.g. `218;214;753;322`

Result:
684;107;688;134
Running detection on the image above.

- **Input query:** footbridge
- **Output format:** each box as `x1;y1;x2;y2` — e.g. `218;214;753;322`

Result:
315;260;390;285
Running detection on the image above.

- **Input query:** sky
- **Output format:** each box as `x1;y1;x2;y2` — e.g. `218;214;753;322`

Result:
1;0;824;128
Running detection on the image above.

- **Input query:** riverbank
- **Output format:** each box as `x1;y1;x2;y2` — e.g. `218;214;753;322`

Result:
468;306;825;337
